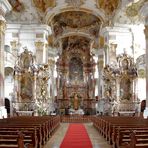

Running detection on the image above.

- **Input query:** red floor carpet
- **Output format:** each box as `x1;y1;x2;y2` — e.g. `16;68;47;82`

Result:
60;124;93;148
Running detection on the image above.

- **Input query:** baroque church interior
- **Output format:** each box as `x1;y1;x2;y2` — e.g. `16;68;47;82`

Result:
0;0;148;147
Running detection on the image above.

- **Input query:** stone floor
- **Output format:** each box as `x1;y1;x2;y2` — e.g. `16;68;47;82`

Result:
44;123;112;148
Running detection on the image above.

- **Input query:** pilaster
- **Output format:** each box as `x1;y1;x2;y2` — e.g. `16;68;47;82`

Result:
0;20;6;106
0;0;11;118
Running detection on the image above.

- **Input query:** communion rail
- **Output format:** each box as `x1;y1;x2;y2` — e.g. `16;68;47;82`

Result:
60;115;93;123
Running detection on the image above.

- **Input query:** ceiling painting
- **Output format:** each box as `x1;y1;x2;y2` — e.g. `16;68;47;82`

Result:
32;0;56;12
52;11;101;28
51;11;101;39
96;0;120;15
126;0;147;17
62;36;90;52
69;57;83;82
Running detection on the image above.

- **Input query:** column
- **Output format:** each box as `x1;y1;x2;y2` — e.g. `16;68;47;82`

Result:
0;0;11;118
35;41;45;64
33;72;37;101
0;20;6;106
144;25;148;118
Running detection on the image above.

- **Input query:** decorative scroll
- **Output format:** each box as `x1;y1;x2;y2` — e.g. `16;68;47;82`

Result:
65;0;84;8
8;0;24;12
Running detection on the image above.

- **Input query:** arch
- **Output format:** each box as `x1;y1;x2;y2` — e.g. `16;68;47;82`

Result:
46;6;105;25
54;32;94;43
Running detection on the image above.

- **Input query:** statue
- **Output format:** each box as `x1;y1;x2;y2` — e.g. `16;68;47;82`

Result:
74;93;79;110
20;47;34;70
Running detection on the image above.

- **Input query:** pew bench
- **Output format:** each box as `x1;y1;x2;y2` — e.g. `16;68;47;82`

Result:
116;130;148;148
111;126;148;146
0;132;33;148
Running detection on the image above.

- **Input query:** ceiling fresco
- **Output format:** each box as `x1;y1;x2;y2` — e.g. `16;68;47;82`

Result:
96;0;120;15
52;11;101;28
51;11;101;40
6;0;146;25
126;0;147;17
62;36;90;52
32;0;56;12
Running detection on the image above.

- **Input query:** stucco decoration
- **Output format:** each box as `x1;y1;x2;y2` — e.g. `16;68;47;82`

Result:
126;0;148;17
126;0;146;17
32;0;56;12
65;0;84;8
96;0;120;15
136;54;146;78
6;0;41;23
8;0;24;12
48;35;54;48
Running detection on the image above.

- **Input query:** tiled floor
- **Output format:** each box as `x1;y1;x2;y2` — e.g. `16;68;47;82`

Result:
44;123;112;148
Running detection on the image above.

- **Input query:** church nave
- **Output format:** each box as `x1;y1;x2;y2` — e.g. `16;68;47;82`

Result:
44;123;111;148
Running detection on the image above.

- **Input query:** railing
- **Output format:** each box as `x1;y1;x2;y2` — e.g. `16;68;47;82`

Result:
61;115;93;123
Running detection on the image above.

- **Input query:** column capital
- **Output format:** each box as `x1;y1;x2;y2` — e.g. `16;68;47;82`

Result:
0;20;6;33
144;25;148;39
34;41;45;49
0;0;12;21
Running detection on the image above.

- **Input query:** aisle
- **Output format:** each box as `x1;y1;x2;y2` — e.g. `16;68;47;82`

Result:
44;123;112;148
60;124;92;148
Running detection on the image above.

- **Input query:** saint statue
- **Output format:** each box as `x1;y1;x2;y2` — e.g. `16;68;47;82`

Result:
74;93;79;110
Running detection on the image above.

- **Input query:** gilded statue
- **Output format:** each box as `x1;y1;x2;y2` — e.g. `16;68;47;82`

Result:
74;93;79;110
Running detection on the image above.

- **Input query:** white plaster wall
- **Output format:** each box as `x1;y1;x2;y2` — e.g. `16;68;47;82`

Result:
5;24;51;54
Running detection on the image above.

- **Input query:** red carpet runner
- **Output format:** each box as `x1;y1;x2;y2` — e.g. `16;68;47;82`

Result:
60;124;93;148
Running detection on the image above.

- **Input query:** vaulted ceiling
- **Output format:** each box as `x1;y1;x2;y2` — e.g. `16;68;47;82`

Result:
6;0;147;54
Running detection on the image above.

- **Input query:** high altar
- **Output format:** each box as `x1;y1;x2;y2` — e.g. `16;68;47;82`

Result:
56;36;97;115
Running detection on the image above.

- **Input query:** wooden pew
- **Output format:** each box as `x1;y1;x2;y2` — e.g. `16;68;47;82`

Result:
112;126;148;147
120;131;148;148
0;115;60;148
0;132;33;148
0;128;37;148
92;116;148;147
